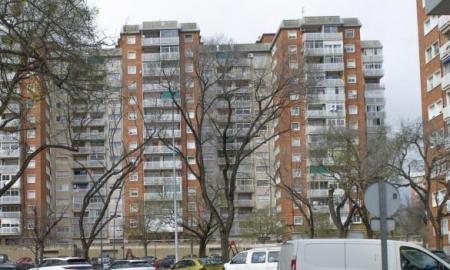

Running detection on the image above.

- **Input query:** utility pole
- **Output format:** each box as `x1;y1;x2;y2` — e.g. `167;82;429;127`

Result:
172;95;179;262
378;180;388;270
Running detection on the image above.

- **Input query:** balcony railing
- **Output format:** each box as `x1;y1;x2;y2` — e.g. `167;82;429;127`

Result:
142;52;180;62
307;93;345;102
153;130;181;138
143;161;182;170
73;160;105;168
235;185;255;193
306;110;346;118
308;189;329;198
439;16;450;33
142;37;179;46
73;174;103;182
306;126;328;134
0;165;18;174
0;149;19;157
75;147;105;154
0;211;20;218
77;133;105;140
144;114;180;122
363;68;384;78
365;83;385;91
144;176;182;186
303;47;343;56
142;67;179;77
441;40;450;62
366;111;385;118
316;79;345;88
144;145;180;154
307;63;344;72
302;32;343;41
144;192;182;201
0;196;20;204
143;99;180;108
443;73;450;91
0;227;20;235
362;54;384;63
234;199;255;207
443;106;450;121
143;84;167;92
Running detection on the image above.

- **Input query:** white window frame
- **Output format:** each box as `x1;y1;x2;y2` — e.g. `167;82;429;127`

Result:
127;36;136;45
127;51;136;60
127;65;136;75
344;44;355;53
293;216;303;225
291;123;300;131
347;74;357;84
344;29;355;38
129;189;138;197
288;31;297;39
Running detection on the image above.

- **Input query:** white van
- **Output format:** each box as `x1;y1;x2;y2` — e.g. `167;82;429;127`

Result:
278;239;450;270
224;246;280;270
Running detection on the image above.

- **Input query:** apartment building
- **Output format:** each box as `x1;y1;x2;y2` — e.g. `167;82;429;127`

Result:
416;0;450;248
268;16;385;238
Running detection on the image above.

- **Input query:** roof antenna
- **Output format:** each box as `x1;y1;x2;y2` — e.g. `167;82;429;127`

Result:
301;6;305;18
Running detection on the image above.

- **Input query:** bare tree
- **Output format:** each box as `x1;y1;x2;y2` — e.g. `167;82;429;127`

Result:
158;38;296;260
393;199;426;243
240;209;283;243
388;121;450;249
0;0;104;196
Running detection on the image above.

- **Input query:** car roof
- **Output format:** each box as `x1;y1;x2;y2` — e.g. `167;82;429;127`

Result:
43;257;85;261
113;260;147;263
242;246;281;252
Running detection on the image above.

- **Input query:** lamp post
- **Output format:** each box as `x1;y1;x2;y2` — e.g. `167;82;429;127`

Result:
172;92;179;262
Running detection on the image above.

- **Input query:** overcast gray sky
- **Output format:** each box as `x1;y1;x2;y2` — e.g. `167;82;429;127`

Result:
88;0;421;127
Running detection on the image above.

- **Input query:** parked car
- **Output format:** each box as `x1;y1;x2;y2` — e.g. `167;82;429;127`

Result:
15;258;35;270
224;247;280;270
0;263;20;270
109;259;155;270
171;258;224;270
29;257;92;270
159;256;176;268
278;239;450;270
0;255;9;264
430;249;450;264
143;256;157;266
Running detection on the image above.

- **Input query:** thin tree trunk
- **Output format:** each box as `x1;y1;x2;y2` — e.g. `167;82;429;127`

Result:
198;238;207;257
143;241;148;257
82;241;90;260
39;242;45;264
220;229;231;261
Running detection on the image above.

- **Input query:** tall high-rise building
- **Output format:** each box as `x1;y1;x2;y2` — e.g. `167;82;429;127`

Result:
0;16;386;244
416;0;450;248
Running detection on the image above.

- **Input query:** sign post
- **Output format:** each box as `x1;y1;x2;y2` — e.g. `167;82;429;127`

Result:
364;181;400;270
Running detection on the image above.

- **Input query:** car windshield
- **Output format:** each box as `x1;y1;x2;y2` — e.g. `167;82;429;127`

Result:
131;261;152;267
198;258;211;265
67;259;90;265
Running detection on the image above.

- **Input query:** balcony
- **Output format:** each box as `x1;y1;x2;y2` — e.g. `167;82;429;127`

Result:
308;189;329;198
441;40;450;63
366;111;385;118
443;106;450;121
143;161;182;170
143;84;167;93
153;130;181;138
234;199;255;208
363;68;384;78
307;63;344;72
303;47;343;56
77;133;105;140
365;83;385;91
0;211;20;218
142;67;179;77
443;73;450;91
311;204;329;213
316;79;345;88
0;149;19;158
142;52;180;62
0;165;18;174
235;185;255;193
75;147;105;154
73;160;105;168
144;192;182;201
306;110;346;118
306;126;328;134
143;99;180;108
0;227;20;235
142;37;179;46
144;114;180;123
72;118;105;127
307;93;345;102
0;195;20;204
439;15;450;34
144;145;180;154
362;54;384;63
0;134;18;142
302;32;343;41
144;176;182;186
73;174;103;182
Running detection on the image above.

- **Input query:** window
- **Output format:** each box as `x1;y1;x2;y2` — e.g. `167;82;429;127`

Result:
188;202;196;212
127;36;136;45
188;156;196;164
344;44;355;53
128;81;136;91
347;74;357;84
27;191;36;199
230;252;247;264
426;70;441;91
27;221;35;230
127;51;136;60
130;204;138;213
344;29;355;38
428;99;443;120
128;112;137;120
27;116;36;123
185;79;194;88
129;189;138;197
288;31;297;39
128;127;137;135
424;16;439;35
27;175;36;184
291;123;300;131
291;138;301;147
290;107;300;116
127;65;136;75
128;96;137;105
185;48;193;58
348;105;358;115
292;154;301;162
184;34;193;42
129;173;138;182
268;251;279;263
129;142;137;150
185;64;194;73
346;59;356;68
352;215;362;224
290;94;299;100
28;160;36;169
293;216;303;225
289;60;298;69
187;141;196;149
288;45;297;54
348;90;357;99
129;219;137;228
188;111;195;119
292;169;301;177
425;41;440;62
27;129;36;139
400;246;447;270
251;252;266;264
188;172;196;180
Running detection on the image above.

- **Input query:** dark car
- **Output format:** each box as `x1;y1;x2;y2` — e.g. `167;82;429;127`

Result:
143;257;157;266
0;263;20;270
0;255;9;264
430;250;450;263
159;256;175;268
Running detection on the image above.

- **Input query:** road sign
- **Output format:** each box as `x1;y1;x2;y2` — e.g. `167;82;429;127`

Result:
364;182;400;218
370;218;396;231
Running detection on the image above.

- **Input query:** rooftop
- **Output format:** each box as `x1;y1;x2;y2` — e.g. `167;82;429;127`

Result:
121;20;199;33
